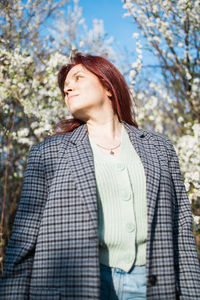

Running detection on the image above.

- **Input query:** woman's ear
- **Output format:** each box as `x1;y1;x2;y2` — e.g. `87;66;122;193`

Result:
106;89;112;98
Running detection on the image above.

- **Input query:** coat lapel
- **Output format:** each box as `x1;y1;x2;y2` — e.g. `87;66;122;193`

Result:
57;124;98;231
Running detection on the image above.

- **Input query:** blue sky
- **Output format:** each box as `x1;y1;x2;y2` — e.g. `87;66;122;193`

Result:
79;0;157;70
80;0;138;53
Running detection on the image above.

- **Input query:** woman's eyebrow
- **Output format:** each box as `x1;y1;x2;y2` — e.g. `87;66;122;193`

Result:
64;71;84;87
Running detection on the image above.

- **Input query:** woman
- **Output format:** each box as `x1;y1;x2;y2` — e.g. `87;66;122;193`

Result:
0;52;199;299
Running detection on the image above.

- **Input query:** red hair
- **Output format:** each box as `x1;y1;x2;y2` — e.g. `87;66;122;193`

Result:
53;52;138;134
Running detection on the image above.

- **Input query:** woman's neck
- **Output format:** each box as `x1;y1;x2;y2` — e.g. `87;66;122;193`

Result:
86;115;122;146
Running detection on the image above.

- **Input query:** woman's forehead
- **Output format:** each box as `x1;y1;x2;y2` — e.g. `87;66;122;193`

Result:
66;64;85;79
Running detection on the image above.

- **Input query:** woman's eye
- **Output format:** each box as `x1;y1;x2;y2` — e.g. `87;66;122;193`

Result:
76;75;82;80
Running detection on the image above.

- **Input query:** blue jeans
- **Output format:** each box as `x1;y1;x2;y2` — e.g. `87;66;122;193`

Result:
100;264;147;300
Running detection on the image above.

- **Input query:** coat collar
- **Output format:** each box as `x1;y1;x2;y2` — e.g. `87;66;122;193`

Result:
65;121;147;146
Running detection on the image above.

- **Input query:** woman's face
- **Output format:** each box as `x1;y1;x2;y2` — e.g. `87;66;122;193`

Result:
64;64;112;120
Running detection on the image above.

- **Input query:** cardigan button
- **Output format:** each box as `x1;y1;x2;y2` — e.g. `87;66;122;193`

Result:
148;275;157;286
121;190;131;201
126;222;135;232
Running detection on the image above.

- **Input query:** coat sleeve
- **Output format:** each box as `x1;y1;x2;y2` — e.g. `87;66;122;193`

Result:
0;144;47;299
165;137;200;299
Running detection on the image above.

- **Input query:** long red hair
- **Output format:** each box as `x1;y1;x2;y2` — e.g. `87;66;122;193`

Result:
53;52;138;134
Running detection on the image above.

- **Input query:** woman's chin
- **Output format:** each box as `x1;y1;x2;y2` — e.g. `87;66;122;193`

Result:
70;109;87;121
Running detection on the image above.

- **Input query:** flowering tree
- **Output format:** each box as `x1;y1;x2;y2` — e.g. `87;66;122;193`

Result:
49;0;117;59
0;0;117;272
124;0;200;121
123;0;200;257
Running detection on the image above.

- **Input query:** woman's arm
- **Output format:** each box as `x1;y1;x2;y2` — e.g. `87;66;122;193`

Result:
165;138;200;299
0;144;47;299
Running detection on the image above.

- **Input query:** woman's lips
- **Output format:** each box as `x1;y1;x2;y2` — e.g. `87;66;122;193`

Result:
68;95;78;101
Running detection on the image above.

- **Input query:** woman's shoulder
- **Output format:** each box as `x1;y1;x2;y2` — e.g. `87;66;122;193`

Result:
143;128;172;144
30;131;73;155
126;123;177;158
125;122;173;147
138;127;177;159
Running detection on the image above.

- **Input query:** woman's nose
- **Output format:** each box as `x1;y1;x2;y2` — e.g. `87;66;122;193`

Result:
64;85;73;96
66;87;73;94
65;81;75;94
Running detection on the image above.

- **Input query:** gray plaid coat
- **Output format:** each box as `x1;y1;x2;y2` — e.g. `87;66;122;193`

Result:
0;121;200;299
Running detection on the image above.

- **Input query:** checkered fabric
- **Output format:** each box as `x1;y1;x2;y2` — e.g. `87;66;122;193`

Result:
0;121;199;299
